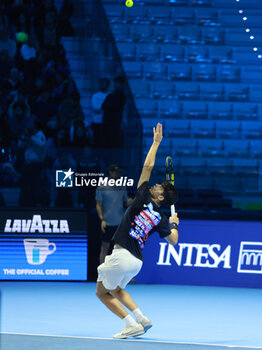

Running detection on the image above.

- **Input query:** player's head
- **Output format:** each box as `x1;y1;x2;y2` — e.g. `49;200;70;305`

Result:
150;181;178;207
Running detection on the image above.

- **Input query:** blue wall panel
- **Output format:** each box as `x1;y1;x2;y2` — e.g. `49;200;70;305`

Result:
136;219;262;288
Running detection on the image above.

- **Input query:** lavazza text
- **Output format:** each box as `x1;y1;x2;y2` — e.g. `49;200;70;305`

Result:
4;215;70;233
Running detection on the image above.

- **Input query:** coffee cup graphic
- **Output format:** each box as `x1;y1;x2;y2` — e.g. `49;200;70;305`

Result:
24;239;56;265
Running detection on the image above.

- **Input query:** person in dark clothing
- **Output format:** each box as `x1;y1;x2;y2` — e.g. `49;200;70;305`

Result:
102;76;126;147
31;90;57;128
69;118;90;148
3;67;22;105
96;123;179;339
91;78;110;147
8;101;32;141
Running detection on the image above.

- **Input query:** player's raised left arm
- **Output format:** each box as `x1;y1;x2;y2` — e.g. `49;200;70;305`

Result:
137;123;163;188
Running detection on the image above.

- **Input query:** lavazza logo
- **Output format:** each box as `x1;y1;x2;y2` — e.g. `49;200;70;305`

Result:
157;241;262;274
56;168;134;188
4;215;70;233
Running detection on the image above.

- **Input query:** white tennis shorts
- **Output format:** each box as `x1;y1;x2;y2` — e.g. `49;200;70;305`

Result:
97;247;143;290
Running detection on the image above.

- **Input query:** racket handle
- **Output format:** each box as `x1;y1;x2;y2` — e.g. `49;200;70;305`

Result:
171;204;176;216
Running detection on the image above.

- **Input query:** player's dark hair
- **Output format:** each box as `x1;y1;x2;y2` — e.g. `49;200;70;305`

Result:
161;181;178;207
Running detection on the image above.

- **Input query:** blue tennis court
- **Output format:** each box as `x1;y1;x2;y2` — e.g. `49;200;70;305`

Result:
1;282;262;350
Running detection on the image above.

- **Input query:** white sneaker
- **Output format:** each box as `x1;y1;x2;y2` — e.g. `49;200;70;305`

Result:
113;323;144;339
139;316;152;333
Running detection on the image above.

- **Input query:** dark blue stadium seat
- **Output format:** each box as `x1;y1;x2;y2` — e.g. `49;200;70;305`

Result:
103;0;262;199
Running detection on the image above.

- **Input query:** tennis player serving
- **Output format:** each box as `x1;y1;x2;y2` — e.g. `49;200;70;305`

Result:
96;123;179;339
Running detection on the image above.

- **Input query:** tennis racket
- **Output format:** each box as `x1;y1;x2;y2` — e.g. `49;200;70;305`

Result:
166;156;176;216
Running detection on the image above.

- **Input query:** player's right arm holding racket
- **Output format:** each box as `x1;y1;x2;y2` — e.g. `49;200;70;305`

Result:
165;156;179;245
165;213;179;246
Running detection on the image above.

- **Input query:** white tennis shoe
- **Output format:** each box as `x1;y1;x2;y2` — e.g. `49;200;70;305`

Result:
113;323;144;339
139;316;152;333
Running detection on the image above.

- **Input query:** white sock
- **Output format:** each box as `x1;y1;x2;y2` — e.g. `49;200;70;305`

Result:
123;314;137;327
133;308;144;322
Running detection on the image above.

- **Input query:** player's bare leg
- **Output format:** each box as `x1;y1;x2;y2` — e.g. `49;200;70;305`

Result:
111;287;152;333
96;282;144;338
96;282;128;318
110;287;138;311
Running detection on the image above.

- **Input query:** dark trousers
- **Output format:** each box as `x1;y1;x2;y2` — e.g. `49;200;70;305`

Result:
102;124;123;148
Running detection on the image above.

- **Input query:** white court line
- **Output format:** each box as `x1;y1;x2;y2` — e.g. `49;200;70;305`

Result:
1;332;262;349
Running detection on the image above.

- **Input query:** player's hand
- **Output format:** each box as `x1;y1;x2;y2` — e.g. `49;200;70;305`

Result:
101;220;106;233
169;213;179;226
153;123;163;144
